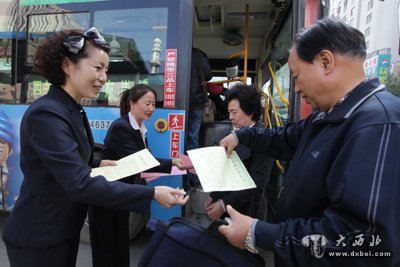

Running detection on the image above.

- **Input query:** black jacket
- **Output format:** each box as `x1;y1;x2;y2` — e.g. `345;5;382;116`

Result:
211;122;274;219
189;48;213;109
3;86;154;248
100;114;173;182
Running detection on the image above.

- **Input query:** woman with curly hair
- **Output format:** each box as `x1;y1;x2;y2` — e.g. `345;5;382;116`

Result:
3;28;188;267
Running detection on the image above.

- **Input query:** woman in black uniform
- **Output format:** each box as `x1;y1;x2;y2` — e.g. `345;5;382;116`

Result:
89;84;187;267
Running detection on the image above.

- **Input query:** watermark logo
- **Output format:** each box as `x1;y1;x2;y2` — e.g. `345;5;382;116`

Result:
335;233;381;247
301;233;391;258
301;235;328;258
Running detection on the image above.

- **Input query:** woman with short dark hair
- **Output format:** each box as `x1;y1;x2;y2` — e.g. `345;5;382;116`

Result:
205;83;274;221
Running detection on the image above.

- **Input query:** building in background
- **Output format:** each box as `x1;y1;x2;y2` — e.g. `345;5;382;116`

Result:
330;0;400;81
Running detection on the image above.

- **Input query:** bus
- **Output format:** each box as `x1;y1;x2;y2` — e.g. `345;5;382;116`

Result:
0;0;328;239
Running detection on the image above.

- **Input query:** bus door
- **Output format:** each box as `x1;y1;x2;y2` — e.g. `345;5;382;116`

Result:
258;0;328;206
192;0;328;217
0;0;195;223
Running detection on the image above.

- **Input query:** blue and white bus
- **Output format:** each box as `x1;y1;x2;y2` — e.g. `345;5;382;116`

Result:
0;0;327;239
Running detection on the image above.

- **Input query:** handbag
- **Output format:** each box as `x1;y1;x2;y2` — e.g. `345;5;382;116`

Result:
202;98;216;123
138;217;265;267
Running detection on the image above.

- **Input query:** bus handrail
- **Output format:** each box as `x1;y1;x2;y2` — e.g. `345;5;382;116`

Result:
261;91;271;128
268;62;289;106
267;85;283;127
209;76;247;85
263;86;284;173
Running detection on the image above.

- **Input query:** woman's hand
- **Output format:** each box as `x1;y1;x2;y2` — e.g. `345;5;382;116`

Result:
205;199;224;220
172;158;188;170
204;196;213;210
99;160;117;167
154;186;189;208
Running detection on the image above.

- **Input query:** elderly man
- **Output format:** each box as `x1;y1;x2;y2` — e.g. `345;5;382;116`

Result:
218;18;400;267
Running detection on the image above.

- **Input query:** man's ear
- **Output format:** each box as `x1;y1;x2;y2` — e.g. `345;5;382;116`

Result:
317;50;335;74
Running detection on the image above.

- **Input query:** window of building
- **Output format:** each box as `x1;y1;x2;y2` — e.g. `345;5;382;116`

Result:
350;7;355;16
368;0;373;10
365;27;371;37
366;40;369;50
366;14;372;24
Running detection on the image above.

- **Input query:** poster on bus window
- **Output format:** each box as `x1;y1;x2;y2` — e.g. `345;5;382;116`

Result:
0;105;121;212
0;105;27;211
0;104;185;220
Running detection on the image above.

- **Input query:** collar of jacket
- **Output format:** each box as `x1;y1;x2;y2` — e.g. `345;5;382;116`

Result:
316;78;385;123
122;114;142;133
47;85;83;113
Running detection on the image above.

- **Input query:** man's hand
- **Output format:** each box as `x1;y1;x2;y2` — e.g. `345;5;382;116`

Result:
219;133;238;157
154;186;189;208
218;205;254;249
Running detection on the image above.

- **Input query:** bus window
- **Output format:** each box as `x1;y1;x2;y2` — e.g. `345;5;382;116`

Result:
271;63;290;124
26;12;90;66
92;8;168;107
22;7;169;107
0;39;12;103
0;1;14;104
262;11;292;126
0;39;12;83
272;13;292;125
22;12;90;103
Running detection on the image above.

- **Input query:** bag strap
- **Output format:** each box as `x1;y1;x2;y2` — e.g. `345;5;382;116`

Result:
169;217;229;243
195;49;209;101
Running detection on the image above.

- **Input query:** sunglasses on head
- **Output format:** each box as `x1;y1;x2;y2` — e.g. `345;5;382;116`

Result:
62;27;109;55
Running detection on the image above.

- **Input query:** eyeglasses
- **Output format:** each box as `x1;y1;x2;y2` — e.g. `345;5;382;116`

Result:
62;27;109;55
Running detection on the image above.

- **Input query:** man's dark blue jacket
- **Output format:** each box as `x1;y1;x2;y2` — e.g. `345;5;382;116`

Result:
235;79;400;267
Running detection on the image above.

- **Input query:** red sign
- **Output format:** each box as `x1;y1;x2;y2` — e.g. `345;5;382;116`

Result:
168;113;184;131
163;49;177;108
170;131;180;158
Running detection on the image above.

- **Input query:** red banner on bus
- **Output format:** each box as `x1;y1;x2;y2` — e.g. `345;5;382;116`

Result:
163;49;177;108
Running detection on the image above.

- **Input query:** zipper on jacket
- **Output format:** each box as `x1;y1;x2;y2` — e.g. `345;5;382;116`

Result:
277;186;284;199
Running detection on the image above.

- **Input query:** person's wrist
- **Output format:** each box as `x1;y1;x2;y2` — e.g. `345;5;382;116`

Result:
244;219;258;254
230;131;239;145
